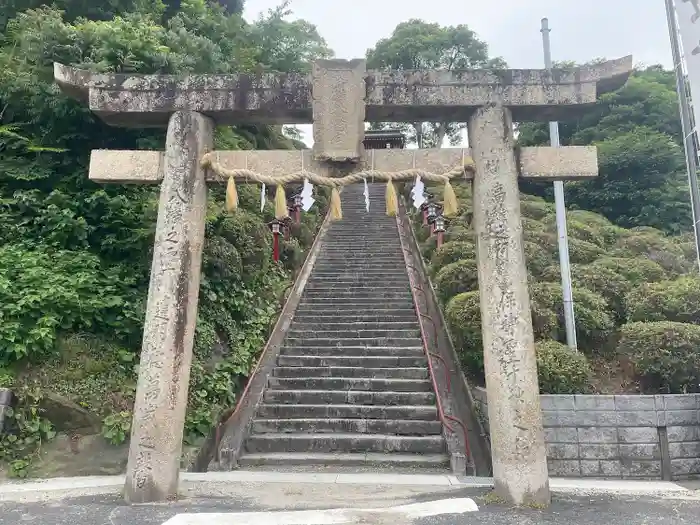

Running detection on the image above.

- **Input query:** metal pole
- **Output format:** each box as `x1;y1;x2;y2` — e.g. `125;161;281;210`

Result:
665;0;700;273
541;18;578;351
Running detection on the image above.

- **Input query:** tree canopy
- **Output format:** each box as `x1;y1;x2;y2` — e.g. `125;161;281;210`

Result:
366;19;506;148
0;0;330;477
517;66;692;235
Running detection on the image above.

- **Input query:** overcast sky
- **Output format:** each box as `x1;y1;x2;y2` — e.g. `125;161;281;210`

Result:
244;0;672;68
243;0;673;145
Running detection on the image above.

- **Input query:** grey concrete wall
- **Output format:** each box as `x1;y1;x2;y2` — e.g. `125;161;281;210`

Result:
472;387;700;480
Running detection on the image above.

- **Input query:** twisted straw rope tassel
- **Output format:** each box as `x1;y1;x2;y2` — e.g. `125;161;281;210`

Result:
201;152;476;219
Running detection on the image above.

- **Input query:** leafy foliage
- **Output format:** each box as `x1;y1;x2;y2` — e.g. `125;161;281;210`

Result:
536;340;592;394
366;19;505;148
0;388;56;477
0;0;330;475
415;183;698;394
518;67;692;235
618;321;700;394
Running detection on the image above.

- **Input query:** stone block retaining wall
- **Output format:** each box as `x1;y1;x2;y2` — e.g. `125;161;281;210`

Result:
472;387;700;480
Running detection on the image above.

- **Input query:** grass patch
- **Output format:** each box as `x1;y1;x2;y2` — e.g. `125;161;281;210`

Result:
16;334;136;417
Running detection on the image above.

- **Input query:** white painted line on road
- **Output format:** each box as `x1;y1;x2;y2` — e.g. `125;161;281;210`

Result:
161;498;479;525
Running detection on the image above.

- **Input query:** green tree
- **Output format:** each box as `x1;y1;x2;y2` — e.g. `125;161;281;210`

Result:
0;1;330;463
366;19;505;148
247;0;332;73
517;66;691;234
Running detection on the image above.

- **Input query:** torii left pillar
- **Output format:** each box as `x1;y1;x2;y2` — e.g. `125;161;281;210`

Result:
126;111;212;503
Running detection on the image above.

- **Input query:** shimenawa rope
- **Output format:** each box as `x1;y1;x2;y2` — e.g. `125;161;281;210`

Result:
201;151;476;220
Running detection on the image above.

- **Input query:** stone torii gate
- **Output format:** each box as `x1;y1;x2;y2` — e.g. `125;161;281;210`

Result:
54;56;632;506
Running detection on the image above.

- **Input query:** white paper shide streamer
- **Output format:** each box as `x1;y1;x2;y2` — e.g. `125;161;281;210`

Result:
301;178;315;212
411;175;426;210
363;178;370;212
260;183;266;212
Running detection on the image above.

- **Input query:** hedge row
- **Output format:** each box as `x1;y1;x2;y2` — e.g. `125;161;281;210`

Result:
415;189;699;394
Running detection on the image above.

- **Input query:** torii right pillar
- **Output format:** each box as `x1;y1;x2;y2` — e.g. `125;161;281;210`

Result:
461;61;634;506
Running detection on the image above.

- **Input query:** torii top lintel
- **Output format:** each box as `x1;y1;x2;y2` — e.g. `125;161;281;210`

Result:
54;56;633;129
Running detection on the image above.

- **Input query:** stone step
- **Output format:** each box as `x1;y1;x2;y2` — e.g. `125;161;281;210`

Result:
293;313;417;323
294;308;416;316
306;277;408;284
272;366;429;379
304;284;409;292
263;389;436;406
267;377;433;392
286;330;419;340
302;291;412;300
244;433;445;454
319;247;404;253
256;404;439;420
289;322;418;331
309;272;407;278
278;355;427;368
313;261;404;267
283;337;422;348
237;452;449;470
251;418;443;436
278;346;424;357
298;300;415;309
311;268;407;274
318;256;402;260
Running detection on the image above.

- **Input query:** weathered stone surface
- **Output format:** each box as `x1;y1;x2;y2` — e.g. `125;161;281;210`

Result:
579;444;619;460
577;427;618;444
618;427;659;444
580;459;622;477
540;395;575;411
38;392;101;433
123;111;213;504
311;59;365;162
469;104;549;506
671;457;700;477
669;442;700;459
544;427;578;443
478;389;700;481
615;395;656;411
546;443;578;460
54;57;633;127
88;146;598;183
574;395;615;411
547;459;580;477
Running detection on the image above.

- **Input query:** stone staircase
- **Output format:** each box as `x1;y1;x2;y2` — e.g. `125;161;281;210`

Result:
238;182;449;471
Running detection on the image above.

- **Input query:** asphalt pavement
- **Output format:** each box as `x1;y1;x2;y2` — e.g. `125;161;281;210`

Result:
0;479;699;525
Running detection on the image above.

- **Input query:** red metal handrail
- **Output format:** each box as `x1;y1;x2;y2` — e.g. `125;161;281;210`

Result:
395;216;472;465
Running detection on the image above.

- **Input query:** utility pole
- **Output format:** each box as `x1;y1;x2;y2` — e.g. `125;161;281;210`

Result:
666;0;700;273
540;18;578;351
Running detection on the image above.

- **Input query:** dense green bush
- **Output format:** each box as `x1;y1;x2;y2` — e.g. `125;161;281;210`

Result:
614;231;689;274
523;241;555;278
531;283;614;353
434;259;479;303
430;241;476;273
536;340;593;394
626;276;700;325
520;199;553;220
445;224;475;243
0;245;143;363
567;238;604;264
445;291;483;376
542;263;632;322
593;256;666;284
618;321;700;393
